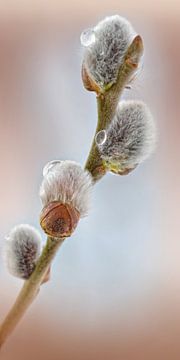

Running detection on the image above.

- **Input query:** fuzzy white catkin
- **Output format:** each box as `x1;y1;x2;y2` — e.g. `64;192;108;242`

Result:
4;224;42;279
98;100;157;169
40;161;92;217
83;15;136;87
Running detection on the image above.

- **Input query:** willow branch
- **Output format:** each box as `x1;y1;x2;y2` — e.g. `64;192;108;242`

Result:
0;35;143;351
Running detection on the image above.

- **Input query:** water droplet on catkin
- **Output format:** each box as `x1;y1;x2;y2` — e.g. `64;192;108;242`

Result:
80;28;96;47
95;130;107;146
43;160;62;177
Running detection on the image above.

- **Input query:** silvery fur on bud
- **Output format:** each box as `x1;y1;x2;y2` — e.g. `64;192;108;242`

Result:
40;161;92;217
83;15;136;87
97;100;157;171
4;224;42;279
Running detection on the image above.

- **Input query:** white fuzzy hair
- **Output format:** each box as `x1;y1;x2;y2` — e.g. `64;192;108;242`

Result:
98;100;157;169
4;224;42;279
83;15;135;87
40;161;92;217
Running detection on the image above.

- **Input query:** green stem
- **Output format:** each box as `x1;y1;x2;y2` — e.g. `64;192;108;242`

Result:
0;237;64;348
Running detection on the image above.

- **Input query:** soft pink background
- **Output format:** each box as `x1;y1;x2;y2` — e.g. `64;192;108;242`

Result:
0;1;180;359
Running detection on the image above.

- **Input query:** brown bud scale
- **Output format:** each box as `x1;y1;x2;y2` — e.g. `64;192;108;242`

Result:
81;62;102;94
40;201;80;238
111;165;137;175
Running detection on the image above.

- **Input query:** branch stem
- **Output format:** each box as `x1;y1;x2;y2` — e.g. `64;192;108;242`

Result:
0;236;64;348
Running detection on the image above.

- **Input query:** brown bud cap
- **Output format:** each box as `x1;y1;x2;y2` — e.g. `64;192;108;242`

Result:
125;35;143;68
40;201;80;238
102;159;137;176
111;165;137;176
81;62;102;94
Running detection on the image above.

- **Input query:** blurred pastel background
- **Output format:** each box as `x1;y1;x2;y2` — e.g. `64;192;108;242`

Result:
0;1;180;359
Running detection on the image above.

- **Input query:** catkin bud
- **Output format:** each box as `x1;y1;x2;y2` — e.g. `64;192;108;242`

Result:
81;15;136;90
97;100;157;174
40;161;92;238
4;224;42;279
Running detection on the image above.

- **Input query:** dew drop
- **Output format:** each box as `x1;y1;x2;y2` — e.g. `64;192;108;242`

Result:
95;130;107;146
43;160;62;177
80;28;96;47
